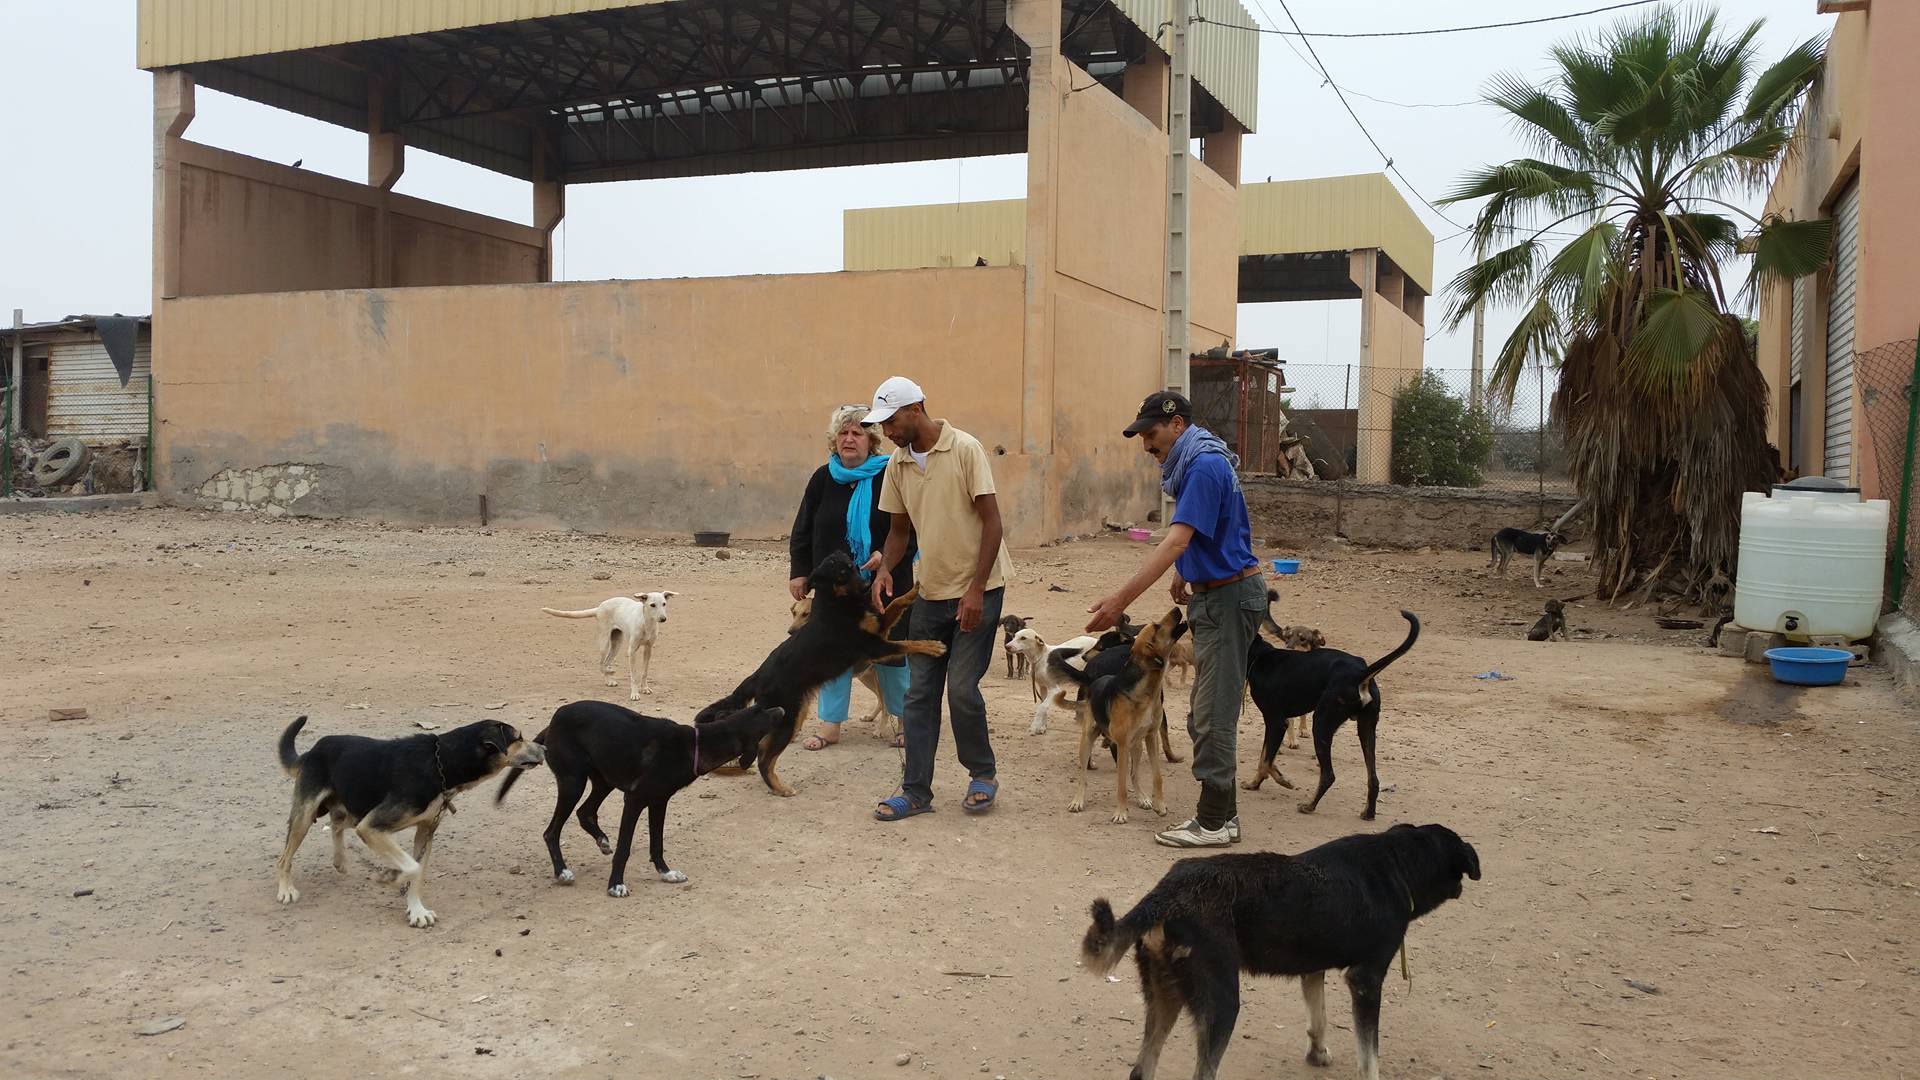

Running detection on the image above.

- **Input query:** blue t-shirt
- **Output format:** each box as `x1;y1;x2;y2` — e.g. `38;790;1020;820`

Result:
1171;452;1257;584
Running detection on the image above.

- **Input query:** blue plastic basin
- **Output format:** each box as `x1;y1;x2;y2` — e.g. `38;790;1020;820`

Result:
1271;559;1301;575
1762;647;1852;686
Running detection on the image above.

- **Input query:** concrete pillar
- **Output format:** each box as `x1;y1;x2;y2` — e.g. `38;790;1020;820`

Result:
1008;0;1064;540
368;78;404;288
1351;247;1392;484
151;69;195;499
1122;49;1168;129
1201;117;1243;187
533;135;566;284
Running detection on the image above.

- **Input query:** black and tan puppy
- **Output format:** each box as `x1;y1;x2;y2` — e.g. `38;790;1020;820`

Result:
273;715;544;928
1065;607;1188;824
1243;592;1419;820
999;613;1032;679
495;700;784;896
1083;823;1482;1080
1488;526;1567;588
1526;597;1570;641
698;550;946;796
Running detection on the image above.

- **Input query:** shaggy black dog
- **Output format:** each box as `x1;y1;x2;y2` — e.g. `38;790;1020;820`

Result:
695;550;946;796
1083;823;1480;1080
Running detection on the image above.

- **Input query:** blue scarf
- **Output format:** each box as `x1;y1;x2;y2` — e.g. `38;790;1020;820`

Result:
828;453;891;577
1160;423;1238;498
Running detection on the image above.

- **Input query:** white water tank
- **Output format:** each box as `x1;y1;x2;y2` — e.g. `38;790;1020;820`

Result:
1734;477;1890;641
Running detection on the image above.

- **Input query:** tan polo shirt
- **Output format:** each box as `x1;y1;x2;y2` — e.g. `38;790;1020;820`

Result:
877;420;1014;601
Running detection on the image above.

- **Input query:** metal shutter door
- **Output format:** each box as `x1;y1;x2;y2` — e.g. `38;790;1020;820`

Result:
1790;275;1807;384
46;340;151;444
1823;179;1860;481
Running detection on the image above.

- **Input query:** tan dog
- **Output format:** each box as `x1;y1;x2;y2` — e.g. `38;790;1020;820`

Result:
788;595;900;739
1067;608;1188;824
1165;637;1195;687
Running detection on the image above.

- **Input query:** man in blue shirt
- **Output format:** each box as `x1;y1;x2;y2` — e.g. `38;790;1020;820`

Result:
1087;391;1262;847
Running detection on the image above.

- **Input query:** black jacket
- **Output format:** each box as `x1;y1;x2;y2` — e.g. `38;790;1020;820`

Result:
790;463;916;598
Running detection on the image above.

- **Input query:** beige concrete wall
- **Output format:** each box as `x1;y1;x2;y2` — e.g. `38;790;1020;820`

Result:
157;269;1030;539
171;142;544;297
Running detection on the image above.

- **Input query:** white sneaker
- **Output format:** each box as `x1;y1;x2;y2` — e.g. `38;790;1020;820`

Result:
1154;818;1233;848
1226;815;1242;843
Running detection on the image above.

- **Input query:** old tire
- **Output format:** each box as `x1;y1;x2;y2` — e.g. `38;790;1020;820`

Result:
33;438;90;487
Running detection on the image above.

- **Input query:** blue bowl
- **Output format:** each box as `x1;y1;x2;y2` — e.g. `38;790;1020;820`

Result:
1763;647;1852;686
1271;559;1300;575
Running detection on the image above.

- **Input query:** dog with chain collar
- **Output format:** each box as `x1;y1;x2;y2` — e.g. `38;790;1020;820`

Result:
273;715;544;927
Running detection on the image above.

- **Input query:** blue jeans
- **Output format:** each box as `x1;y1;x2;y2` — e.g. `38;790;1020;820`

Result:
899;588;1004;805
816;660;909;722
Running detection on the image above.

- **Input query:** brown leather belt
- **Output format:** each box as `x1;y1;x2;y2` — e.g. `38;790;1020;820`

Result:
1189;566;1262;594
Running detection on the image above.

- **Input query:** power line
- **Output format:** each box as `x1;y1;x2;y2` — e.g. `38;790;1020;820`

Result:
1194;0;1665;39
1342;87;1483;110
1266;0;1470;233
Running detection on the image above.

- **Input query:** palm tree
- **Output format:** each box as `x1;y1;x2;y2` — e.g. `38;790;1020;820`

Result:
1440;6;1828;607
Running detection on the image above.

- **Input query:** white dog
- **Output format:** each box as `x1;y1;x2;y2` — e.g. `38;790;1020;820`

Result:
541;592;677;700
1005;628;1104;735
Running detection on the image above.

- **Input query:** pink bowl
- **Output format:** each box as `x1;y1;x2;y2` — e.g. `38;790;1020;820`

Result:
1127;528;1152;541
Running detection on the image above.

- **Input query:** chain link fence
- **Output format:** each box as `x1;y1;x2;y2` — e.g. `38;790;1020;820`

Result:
1274;363;1570;496
1856;338;1920;615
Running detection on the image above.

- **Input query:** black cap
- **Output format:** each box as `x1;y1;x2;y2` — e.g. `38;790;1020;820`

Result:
1123;391;1193;437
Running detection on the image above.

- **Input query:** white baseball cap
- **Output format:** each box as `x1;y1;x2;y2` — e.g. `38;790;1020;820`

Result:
862;376;925;424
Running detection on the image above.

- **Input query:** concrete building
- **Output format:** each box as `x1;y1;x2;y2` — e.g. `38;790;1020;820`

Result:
845;173;1433;481
136;0;1257;544
1756;0;1920;497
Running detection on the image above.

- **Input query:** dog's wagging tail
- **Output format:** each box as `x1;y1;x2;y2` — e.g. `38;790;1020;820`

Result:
491;728;550;805
278;715;307;774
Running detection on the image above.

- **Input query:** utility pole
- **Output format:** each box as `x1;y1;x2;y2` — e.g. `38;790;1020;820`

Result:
1469;234;1486;411
1164;0;1191;397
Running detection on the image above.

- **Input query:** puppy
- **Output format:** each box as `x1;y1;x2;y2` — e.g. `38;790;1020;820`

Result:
1065;608;1188;823
495;700;784;895
1164;637;1195;688
1526;598;1569;641
542;591;678;700
274;716;544;927
1487;527;1567;588
1243;593;1420;820
1082;823;1482;1080
697;551;945;797
999;614;1033;679
789;594;901;739
1269;623;1326;748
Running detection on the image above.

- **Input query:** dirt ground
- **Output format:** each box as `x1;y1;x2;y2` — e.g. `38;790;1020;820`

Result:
2;508;1915;1080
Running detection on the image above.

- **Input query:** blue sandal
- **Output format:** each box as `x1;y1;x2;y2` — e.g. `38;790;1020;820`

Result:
874;795;934;822
961;778;998;814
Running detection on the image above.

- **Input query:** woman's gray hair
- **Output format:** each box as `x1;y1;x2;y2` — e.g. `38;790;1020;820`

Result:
827;403;883;457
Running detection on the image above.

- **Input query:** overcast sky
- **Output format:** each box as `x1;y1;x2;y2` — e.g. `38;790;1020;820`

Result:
1;0;1831;380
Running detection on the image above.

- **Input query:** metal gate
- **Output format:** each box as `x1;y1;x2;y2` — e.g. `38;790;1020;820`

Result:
1824;178;1861;481
47;340;151;444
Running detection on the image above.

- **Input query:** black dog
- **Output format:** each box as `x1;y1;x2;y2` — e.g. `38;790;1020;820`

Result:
1000;614;1032;679
1082;823;1481;1080
1526;597;1570;641
274;715;544;927
1487;526;1566;588
495;700;784;896
698;550;946;796
1243;592;1419;819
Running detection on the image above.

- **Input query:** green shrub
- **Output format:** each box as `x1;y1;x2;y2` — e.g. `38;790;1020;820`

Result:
1390;372;1494;487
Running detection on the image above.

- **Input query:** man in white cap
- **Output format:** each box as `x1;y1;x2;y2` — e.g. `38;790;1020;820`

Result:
860;376;1013;821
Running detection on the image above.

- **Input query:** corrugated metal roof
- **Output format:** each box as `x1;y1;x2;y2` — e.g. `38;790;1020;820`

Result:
844;174;1434;293
1240;174;1433;293
47;342;152;445
137;0;660;69
1112;0;1259;132
845;199;1027;272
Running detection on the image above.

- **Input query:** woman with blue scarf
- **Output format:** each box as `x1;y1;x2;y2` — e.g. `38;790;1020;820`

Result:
789;404;917;750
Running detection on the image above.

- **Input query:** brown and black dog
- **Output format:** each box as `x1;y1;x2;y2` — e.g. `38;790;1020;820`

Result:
787;593;902;738
698;551;945;796
1064;607;1189;824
